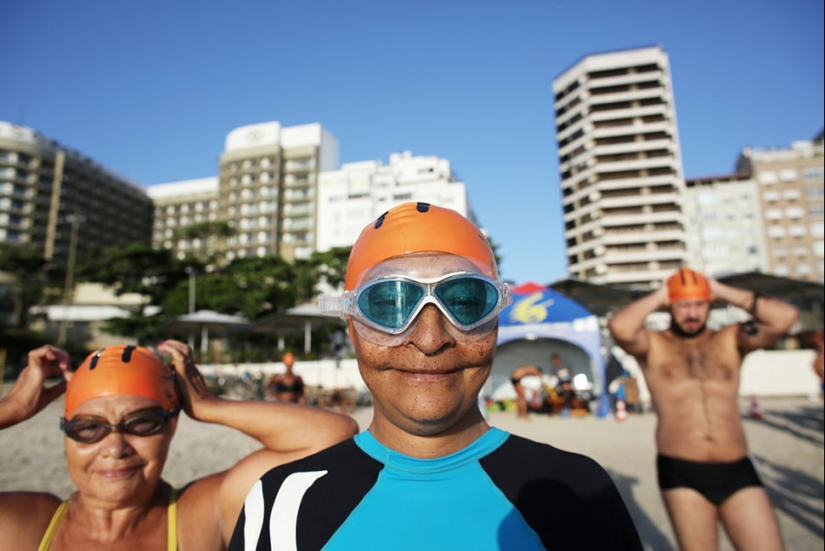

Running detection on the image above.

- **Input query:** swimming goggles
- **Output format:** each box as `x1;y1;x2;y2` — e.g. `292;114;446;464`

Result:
319;272;512;338
61;407;180;444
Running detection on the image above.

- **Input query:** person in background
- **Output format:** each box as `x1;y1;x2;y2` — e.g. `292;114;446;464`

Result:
266;351;306;404
609;268;798;551
509;364;544;419
230;202;642;550
0;341;357;551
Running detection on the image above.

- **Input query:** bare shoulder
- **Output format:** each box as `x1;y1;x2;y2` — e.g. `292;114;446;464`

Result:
0;492;63;549
176;475;225;551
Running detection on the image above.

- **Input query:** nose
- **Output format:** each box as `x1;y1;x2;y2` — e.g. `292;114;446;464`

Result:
99;430;135;458
405;304;456;354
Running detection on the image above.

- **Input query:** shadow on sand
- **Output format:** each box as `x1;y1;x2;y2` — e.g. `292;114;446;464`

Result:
743;403;824;447
607;469;676;551
753;453;825;541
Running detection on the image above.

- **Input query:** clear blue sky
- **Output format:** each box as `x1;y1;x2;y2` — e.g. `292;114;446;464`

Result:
2;0;823;284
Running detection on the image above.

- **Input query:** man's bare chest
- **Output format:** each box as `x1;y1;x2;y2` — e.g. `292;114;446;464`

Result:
647;333;740;383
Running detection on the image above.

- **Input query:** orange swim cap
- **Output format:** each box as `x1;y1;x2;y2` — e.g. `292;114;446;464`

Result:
282;352;295;364
667;268;710;303
345;202;496;290
65;345;179;419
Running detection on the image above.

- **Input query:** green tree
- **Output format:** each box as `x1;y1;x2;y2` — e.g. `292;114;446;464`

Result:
0;244;62;327
78;243;188;304
161;255;301;319
174;221;234;266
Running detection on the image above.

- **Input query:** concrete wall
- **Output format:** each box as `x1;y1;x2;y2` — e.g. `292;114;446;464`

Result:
613;348;821;404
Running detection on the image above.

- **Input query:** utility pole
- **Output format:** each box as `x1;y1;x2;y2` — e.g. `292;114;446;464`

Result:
57;214;84;345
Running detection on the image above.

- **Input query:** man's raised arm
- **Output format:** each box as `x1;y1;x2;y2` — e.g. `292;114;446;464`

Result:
608;286;669;358
709;279;799;354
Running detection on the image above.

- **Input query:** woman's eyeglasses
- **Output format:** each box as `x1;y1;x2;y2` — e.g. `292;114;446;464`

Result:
60;408;180;443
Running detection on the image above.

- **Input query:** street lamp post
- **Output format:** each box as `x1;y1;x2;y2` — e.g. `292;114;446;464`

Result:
57;214;84;346
185;266;197;349
185;266;197;314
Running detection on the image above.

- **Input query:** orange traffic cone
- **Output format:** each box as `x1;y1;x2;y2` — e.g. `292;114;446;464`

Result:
748;395;764;420
615;399;628;422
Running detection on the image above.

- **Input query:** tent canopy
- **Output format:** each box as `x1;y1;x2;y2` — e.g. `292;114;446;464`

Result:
243;303;345;353
155;310;249;354
493;282;610;417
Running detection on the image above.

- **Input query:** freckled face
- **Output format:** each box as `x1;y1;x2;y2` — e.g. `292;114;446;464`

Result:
64;395;177;505
351;254;497;437
670;299;710;336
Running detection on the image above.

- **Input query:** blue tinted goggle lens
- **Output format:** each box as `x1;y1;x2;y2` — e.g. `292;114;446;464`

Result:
357;276;499;331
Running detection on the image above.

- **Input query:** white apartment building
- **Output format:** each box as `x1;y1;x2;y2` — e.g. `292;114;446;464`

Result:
737;135;825;281
316;151;479;251
553;46;688;289
684;173;769;276
218;121;338;262
146;177;219;260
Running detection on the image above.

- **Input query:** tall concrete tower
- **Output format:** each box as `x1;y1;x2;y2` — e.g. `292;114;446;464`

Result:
553;46;688;289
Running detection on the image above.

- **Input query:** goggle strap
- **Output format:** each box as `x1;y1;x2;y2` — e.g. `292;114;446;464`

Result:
317;295;351;319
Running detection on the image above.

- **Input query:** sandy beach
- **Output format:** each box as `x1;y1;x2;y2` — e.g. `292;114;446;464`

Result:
1;391;822;551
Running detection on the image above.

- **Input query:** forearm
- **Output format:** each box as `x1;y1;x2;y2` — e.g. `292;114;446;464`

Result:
609;289;666;342
716;282;798;332
0;398;24;430
193;397;357;453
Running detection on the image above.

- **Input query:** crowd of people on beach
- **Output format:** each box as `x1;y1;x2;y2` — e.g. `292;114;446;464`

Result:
0;201;813;550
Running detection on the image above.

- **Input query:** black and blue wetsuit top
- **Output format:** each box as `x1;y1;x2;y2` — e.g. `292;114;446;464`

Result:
229;428;642;551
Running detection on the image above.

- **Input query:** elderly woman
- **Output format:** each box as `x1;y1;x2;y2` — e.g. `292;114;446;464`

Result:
0;340;358;550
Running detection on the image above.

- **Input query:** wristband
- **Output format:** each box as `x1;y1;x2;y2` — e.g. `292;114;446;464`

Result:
749;292;761;317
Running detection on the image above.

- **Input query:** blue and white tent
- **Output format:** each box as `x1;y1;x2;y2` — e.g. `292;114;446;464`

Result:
488;282;610;418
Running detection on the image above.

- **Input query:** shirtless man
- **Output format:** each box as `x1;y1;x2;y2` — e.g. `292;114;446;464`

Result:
609;268;798;551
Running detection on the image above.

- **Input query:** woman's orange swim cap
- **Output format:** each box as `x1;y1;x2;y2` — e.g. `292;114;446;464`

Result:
344;202;497;290
667;268;710;303
65;345;180;419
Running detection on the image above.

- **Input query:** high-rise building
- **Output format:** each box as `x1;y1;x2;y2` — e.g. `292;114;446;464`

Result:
217;121;338;262
684;173;768;276
0;121;152;264
146;177;219;260
552;46;688;289
316;151;479;251
737;134;825;281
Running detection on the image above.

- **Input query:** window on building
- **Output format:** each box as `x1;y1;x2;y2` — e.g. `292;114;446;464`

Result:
811;222;825;237
807;185;824;199
758;171;777;185
782;189;801;201
774;264;789;276
773;247;786;258
764;191;780;203
803;166;824;181
809;204;824;218
796;263;812;275
767;226;785;238
788;225;807;237
779;169;798;182
785;206;805;219
793;246;808;258
765;208;783;220
814;241;825;258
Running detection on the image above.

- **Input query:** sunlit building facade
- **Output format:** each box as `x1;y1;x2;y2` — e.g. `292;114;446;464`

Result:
316;151;480;251
553;46;688;289
684;173;768;276
737;135;825;281
0;121;152;264
217;121;339;262
146;177;219;261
